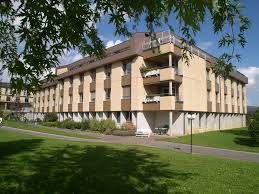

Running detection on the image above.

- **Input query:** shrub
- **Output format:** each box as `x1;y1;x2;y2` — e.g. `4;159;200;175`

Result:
44;112;58;122
81;119;90;130
88;119;117;132
42;121;58;127
58;119;77;130
248;120;259;141
121;121;136;131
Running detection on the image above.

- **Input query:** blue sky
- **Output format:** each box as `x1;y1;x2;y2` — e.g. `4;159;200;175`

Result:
1;1;258;106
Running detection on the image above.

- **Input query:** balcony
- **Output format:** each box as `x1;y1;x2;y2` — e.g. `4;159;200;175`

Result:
68;104;72;112
69;87;73;96
78;84;83;93
104;79;111;89
52;106;55;112
216;103;220;112
232;105;235;112
47;107;49;112
238;106;241;113
89;102;95;111
53;94;55;100
103;100;111;111
224;85;228;95
142;95;183;111
207;80;211;91
60;89;64;97
78;103;83;112
237;91;240;98
59;104;63;112
41;107;44;112
231;88;234;97
90;82;96;92
121;74;131;86
225;104;228;113
121;98;131;111
207;101;212;112
215;83;219;93
142;67;182;85
47;95;50;101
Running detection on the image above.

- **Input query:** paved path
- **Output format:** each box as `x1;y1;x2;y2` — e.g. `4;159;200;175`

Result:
2;126;259;163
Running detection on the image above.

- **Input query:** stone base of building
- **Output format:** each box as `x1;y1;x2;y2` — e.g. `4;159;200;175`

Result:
30;111;246;136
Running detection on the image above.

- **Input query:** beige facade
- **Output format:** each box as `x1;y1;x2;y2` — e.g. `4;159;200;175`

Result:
33;31;248;135
0;82;33;112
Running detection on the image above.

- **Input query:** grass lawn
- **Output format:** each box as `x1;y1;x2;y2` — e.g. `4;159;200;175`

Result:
0;130;259;193
162;127;259;153
4;120;96;139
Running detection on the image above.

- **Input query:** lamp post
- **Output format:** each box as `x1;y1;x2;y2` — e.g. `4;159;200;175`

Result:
187;113;196;154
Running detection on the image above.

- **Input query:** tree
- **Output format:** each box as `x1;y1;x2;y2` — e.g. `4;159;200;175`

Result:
248;108;259;141
0;0;250;93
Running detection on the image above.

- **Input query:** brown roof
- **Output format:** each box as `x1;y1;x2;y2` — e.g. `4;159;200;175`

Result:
42;31;248;86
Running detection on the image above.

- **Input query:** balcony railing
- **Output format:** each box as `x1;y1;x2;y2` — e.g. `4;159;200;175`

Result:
143;94;182;103
142;30;214;61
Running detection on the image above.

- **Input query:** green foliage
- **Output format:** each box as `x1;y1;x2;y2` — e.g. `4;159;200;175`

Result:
121;121;136;131
81;119;90;131
88;119;117;133
42;121;59;128
0;0;250;93
44;113;58;122
247;108;259;140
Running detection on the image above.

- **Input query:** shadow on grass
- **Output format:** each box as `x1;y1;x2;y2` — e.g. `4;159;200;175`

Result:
234;138;259;148
0;141;193;194
221;128;249;137
0;139;43;159
221;128;259;148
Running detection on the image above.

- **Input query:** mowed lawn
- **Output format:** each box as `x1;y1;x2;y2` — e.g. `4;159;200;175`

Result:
0;130;259;193
162;127;259;153
4;120;95;139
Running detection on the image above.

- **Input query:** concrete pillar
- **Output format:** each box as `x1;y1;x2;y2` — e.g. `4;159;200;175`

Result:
4;102;7;110
120;112;126;125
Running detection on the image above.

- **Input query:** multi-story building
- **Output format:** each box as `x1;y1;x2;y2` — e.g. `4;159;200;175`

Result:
0;82;34;112
33;31;248;135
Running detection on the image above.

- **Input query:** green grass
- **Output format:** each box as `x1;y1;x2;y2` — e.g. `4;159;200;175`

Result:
4;120;96;139
0;130;259;193
162;127;259;153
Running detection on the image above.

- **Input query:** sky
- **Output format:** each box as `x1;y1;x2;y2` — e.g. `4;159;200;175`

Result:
1;0;259;106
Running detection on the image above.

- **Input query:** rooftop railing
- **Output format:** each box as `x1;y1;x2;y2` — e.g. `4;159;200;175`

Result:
142;30;215;62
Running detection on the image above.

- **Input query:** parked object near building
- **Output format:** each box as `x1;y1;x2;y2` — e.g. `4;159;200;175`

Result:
32;31;248;136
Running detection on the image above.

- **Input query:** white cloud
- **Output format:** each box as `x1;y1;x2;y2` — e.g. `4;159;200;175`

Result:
59;50;83;66
238;66;259;86
105;40;122;48
197;41;213;50
238;66;259;106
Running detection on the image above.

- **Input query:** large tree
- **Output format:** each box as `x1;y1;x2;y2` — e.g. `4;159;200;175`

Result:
0;0;250;93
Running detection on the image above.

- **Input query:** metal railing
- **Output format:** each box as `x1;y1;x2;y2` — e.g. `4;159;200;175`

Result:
142;30;215;61
143;94;183;103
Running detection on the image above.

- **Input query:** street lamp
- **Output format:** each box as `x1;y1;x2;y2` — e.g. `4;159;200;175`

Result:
187;113;196;154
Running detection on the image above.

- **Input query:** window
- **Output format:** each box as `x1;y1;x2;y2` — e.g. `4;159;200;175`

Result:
123;60;131;75
91;70;96;82
161;87;169;96
60;96;63;104
122;86;131;99
80;73;84;83
69;95;73;104
60;80;64;89
91;92;95;101
79;93;83;103
207;91;211;101
69;77;73;86
16;97;20;102
224;95;227;103
105;65;112;79
105;89;111;100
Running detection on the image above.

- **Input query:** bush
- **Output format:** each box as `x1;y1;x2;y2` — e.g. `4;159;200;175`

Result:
121;121;136;131
88;119;117;133
81;119;90;130
44;113;58;122
248;120;259;141
58;119;78;130
42;121;58;127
